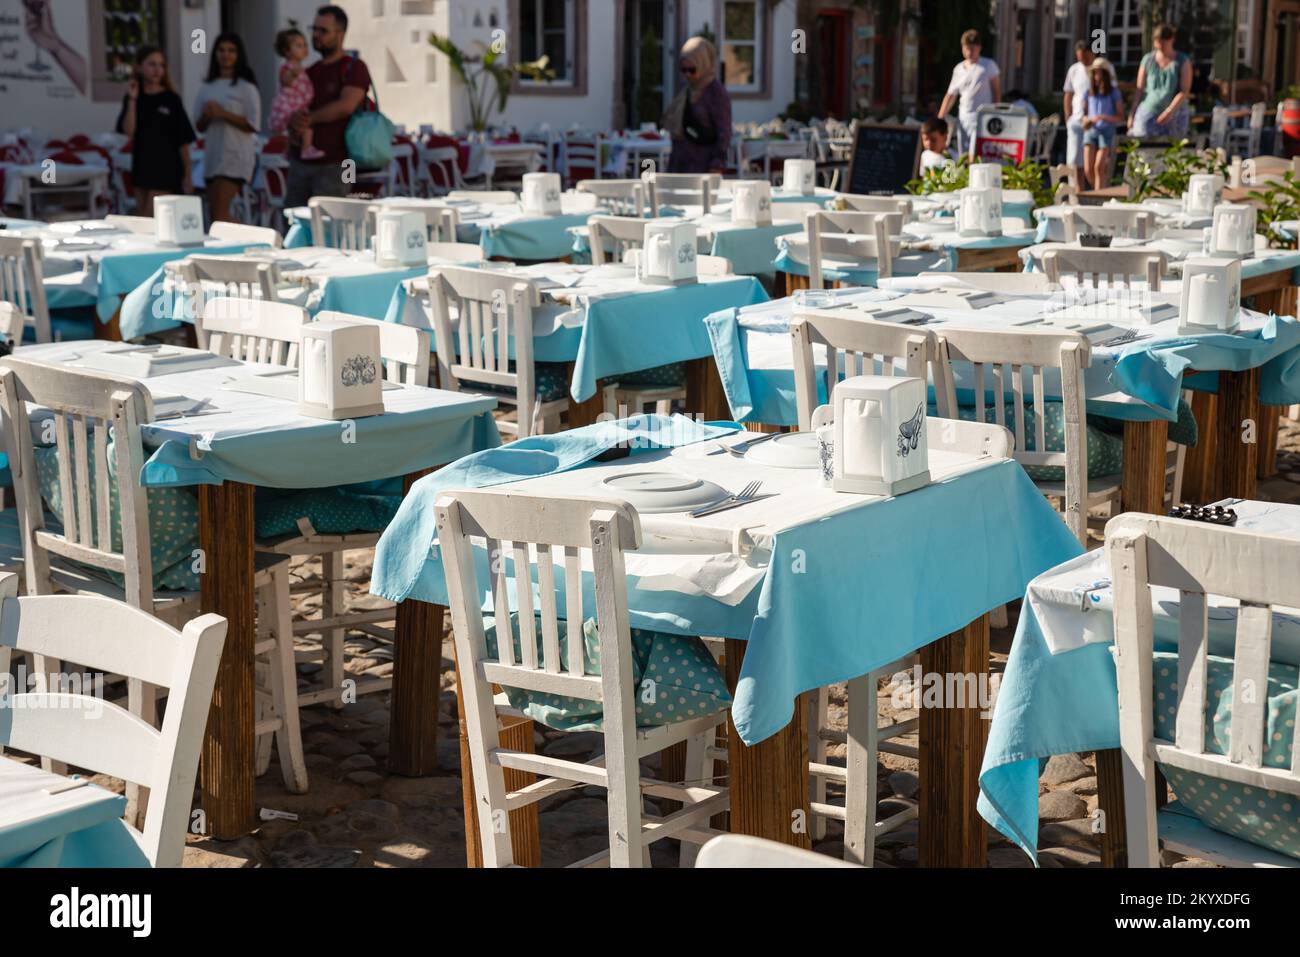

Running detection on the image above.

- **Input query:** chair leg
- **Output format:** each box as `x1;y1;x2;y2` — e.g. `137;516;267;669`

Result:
254;688;274;777
603;726;645;868
125;675;157;828
322;551;347;710
843;672;878;865
264;565;308;793
678;730;712;868
809;687;828;840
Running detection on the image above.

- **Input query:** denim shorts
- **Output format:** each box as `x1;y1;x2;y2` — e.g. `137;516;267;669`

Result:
1083;125;1115;149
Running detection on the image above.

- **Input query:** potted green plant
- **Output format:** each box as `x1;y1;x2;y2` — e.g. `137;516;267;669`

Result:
429;34;554;133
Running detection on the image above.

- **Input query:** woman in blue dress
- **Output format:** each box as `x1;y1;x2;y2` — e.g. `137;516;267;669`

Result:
1128;23;1192;139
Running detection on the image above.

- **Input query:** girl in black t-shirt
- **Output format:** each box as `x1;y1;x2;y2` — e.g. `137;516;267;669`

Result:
115;46;196;216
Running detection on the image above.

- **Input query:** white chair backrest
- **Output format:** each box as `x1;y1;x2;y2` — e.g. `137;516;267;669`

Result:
647;173;714;213
428;241;486;263
1107;513;1300;867
427;265;546;437
0;358;157;607
448;190;517;205
420;145;461;195
199;296;308;367
365;202;460;243
588;215;650;266
1049;164;1081;204
791;311;949;430
697;834;861;868
936;326;1091;542
435;487;644;867
0;301;23;345
0;236;49;343
104;214;156;234
1208;106;1229;150
696;254;732;276
916;270;1056;294
0;574;225;867
805;210;897;289
576;179;650;217
1061;206;1155;242
563;133;603;180
176;256;281;347
308;196;373;251
1041;246;1167;290
837;194;912;218
1031;114;1060;162
314;310;431;386
208;220;282;248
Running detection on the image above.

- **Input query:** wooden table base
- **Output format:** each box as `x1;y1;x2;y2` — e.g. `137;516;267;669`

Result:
1121;419;1170;514
918;615;990;867
685;356;733;422
198;481;257;840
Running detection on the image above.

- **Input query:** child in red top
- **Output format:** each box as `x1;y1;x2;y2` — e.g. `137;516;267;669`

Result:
269;28;324;160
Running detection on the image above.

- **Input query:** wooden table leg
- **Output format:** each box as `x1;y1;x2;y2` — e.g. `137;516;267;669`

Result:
782;271;810;297
95;302;125;342
1258;403;1282;480
918;615;989;867
723;638;811;847
1216;367;1259;501
685;356;732;422
1180;390;1218;503
566;363;606;428
1121;418;1170;514
198;481;256;840
1094;748;1128;867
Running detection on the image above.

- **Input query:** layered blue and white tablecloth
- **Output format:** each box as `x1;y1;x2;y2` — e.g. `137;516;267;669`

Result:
979;498;1300;863
705;284;1300;426
1021;241;1300;287
370;414;1082;745
569;214;804;277
117;247;425;340
0;758;145;868
387;265;769;403
16;341;501;489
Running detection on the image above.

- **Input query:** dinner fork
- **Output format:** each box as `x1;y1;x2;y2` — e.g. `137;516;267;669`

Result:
690;480;763;518
710;432;782;457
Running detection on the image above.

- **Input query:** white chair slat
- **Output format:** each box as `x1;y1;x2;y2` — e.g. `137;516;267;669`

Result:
514;543;538;670
1228;603;1272;769
1174;588;1209;754
535;544;562;674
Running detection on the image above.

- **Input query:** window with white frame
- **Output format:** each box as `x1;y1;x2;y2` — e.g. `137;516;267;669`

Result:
1105;0;1145;73
720;0;764;93
519;0;577;85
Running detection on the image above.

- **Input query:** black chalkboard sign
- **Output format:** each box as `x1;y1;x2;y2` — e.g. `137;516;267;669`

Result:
845;123;923;196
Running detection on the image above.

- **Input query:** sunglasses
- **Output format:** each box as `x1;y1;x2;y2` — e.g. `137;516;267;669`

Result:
680;64;697;75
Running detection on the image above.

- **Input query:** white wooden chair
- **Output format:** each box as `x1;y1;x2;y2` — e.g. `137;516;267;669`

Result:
1227;102;1266;159
308;196;374;251
447;189;518;205
437;488;729;867
256;310;429;716
0;358;306;798
1109;514;1300;868
208;221;282;248
562;132;603;185
0;574;225;867
647;173;714;213
1061;207;1156;242
428;241;486;263
197;296;307;365
1208;106;1230;152
916;270;1056;293
427;266;565;438
1041;247;1168;290
0;300;24;346
104;214;156;234
696;254;732;276
175;257;285;344
0;236;51;343
587;215;649;266
805;210;897;289
1050;164;1081;205
696;834;861;868
576;179;650;217
836;194;912;218
1030;114;1061;163
790;312;961;861
365;202;460;243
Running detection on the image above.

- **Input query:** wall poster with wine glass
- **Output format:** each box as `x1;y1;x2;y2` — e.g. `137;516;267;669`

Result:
88;0;168;101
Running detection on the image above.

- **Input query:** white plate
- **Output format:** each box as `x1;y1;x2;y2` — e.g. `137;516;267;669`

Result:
598;471;729;514
743;432;820;469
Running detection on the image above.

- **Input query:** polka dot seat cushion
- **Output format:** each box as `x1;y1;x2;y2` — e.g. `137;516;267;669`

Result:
616;362;688;388
1152;649;1300;861
460;362;570;402
484;615;730;732
254;486;403;540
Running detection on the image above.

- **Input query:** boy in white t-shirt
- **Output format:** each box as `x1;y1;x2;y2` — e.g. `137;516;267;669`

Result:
919;118;955;174
1063;40;1117;181
937;29;1001;155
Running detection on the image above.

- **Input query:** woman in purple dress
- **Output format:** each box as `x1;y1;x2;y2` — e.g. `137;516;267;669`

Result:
664;37;732;174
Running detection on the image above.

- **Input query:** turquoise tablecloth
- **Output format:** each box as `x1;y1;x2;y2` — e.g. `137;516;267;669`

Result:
705;293;1300;426
94;242;257;323
370;414;1081;745
570;220;803;277
386;274;769;403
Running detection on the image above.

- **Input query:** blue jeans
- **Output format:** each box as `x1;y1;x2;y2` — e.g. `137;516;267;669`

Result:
1083;125;1115;149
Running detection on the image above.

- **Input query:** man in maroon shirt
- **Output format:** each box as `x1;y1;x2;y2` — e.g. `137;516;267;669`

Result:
285;5;371;207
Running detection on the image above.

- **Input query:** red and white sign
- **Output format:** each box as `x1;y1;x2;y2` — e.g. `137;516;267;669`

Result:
971;105;1032;164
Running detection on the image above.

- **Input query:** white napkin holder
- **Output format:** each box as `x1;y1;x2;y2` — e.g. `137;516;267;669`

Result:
783;158;817;195
639;220;698;285
521;171;563;216
822;375;930;496
1178;257;1241;336
297;319;385;420
968;162;1003;190
1181;173;1223;217
1207;203;1256;259
154;194;204;246
375;211;428;268
731;180;772;226
956;187;1003;237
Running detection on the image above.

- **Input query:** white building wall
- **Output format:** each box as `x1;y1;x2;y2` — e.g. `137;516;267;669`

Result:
681;0;796;125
